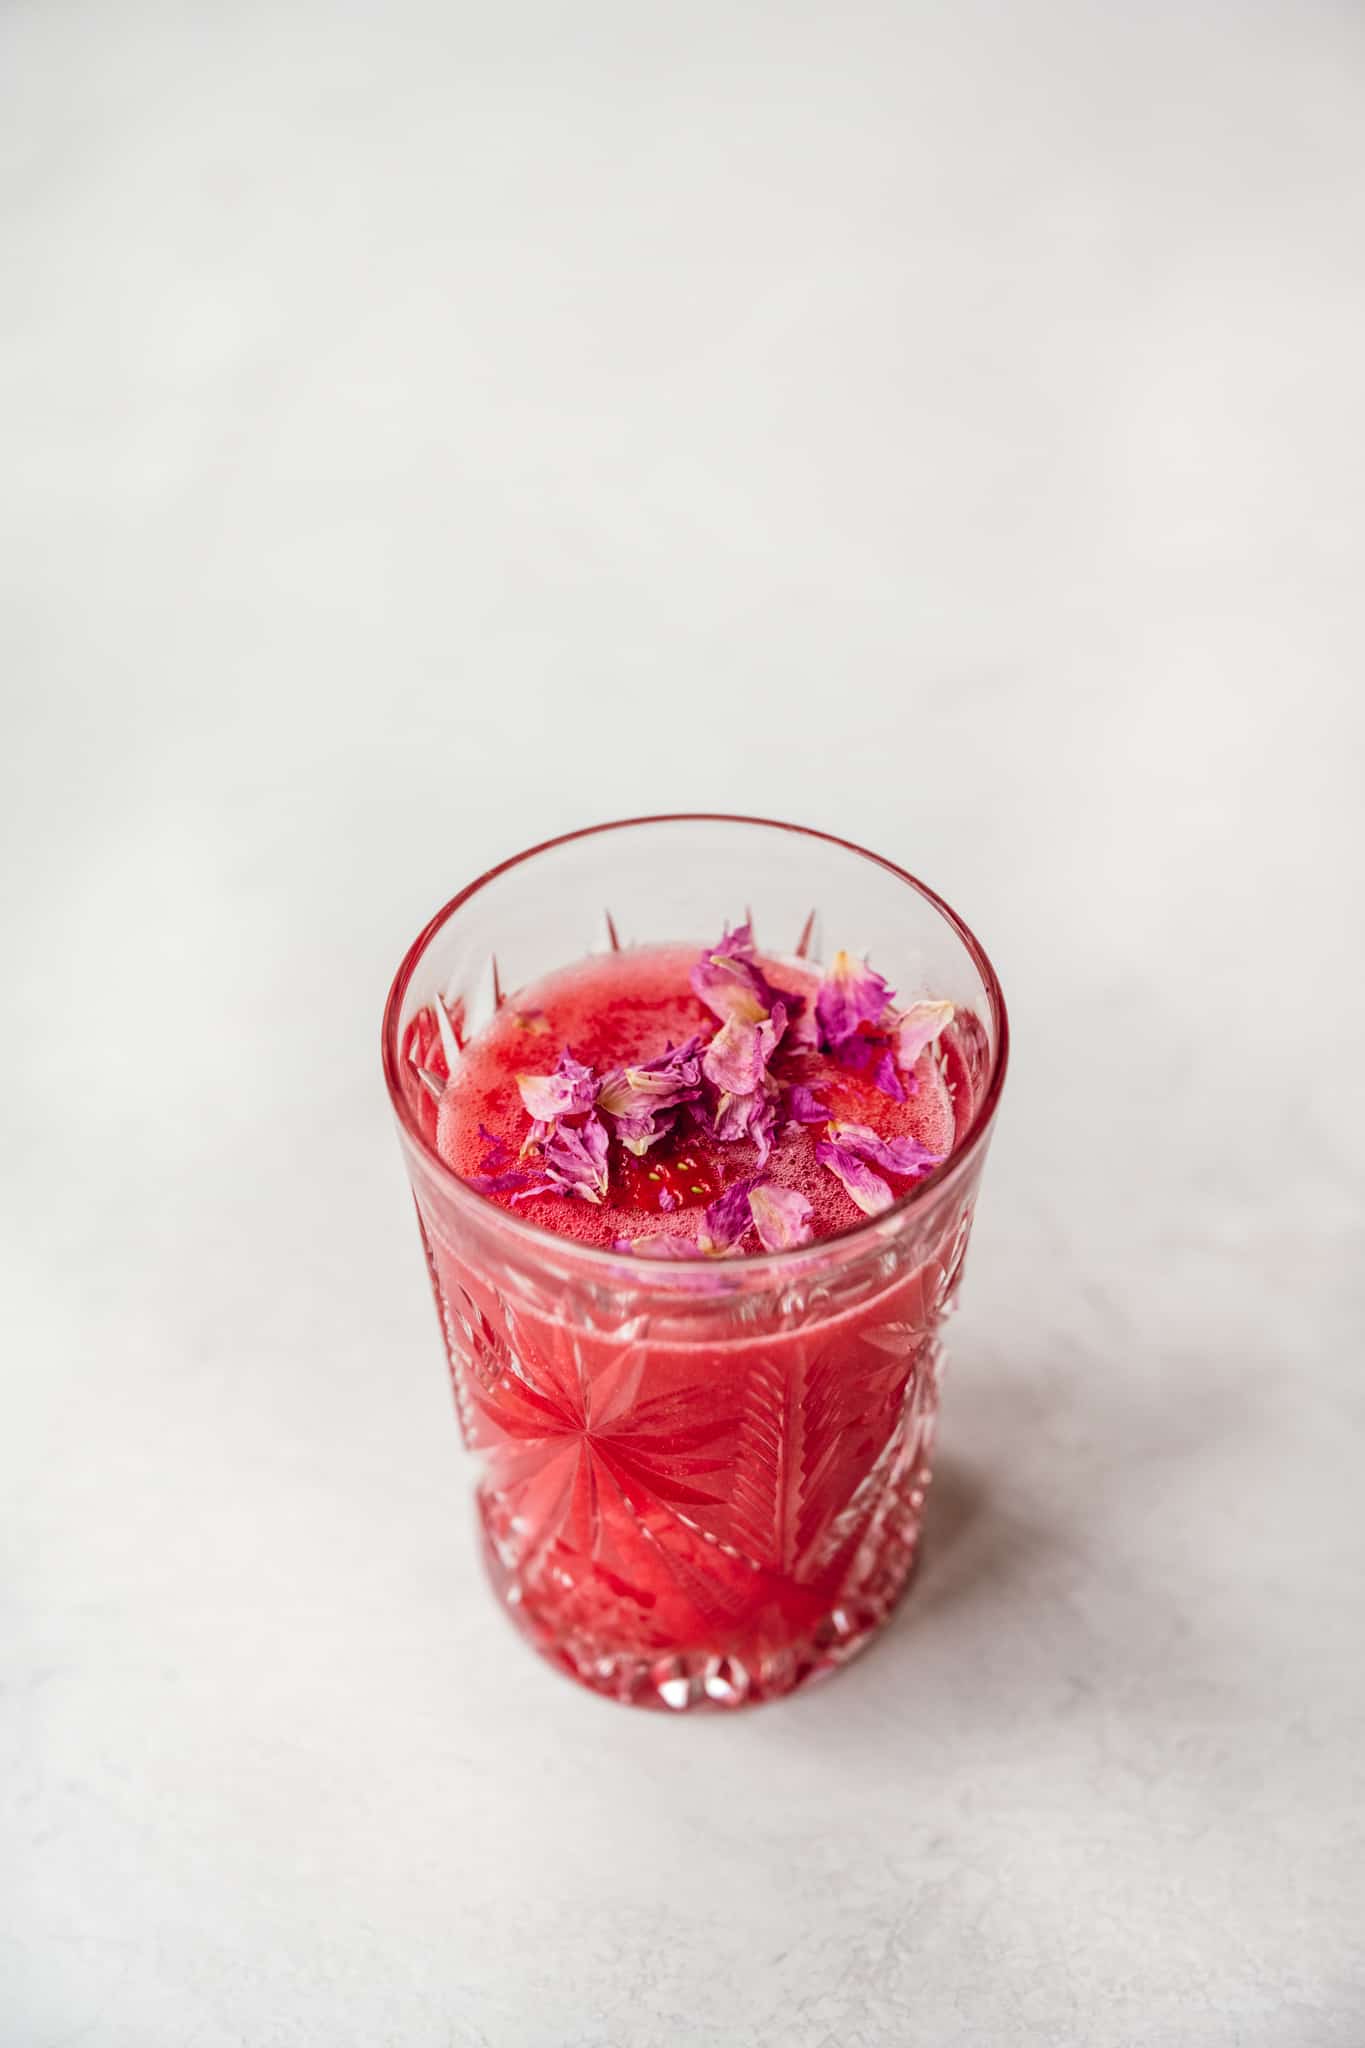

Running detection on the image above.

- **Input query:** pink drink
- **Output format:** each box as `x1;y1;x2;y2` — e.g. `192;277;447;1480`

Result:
382;818;1007;1709
412;948;976;1250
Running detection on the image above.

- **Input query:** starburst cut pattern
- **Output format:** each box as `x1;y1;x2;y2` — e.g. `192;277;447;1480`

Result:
418;1186;980;1704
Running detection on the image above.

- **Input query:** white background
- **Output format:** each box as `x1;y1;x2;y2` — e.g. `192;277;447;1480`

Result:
3;2;1363;2042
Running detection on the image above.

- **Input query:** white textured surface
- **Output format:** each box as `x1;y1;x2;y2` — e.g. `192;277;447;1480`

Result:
3;2;1363;2042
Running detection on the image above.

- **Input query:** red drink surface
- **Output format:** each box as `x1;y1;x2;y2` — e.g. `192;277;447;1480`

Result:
403;946;982;1250
400;944;991;1707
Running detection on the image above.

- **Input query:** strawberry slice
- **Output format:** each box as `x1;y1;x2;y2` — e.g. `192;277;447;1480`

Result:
620;1146;723;1213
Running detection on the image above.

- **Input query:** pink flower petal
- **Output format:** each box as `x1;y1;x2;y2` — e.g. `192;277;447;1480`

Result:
691;959;769;1027
515;1048;598;1122
785;1082;827;1124
696;1176;761;1254
896;1000;955;1068
711;1082;780;1164
469;1168;533;1195
831;1032;877;1077
748;1183;814;1251
815;950;897;1047
783;1000;820;1052
702;1015;766;1096
611;1109;676;1157
538;1113;611;1202
745;1089;780;1166
872;1049;907;1101
477;1122;512;1170
826;1120;942;1179
690;923;799;1027
597;1038;704;1118
814;1138;895;1216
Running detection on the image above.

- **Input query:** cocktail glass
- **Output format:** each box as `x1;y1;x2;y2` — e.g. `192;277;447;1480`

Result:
381;815;1008;1710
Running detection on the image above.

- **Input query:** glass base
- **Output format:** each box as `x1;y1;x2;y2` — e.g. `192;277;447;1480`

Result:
480;1466;929;1712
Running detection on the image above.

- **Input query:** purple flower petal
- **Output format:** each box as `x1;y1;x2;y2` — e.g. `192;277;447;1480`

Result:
690;923;799;1028
711;1082;780;1164
611;1109;677;1158
830;1030;916;1096
831;1032;877;1077
697;1176;761;1254
745;1088;780;1166
691;958;769;1026
515;1048;598;1122
872;1049;907;1101
703;995;777;1097
710;1091;751;1145
783;999;820;1052
598;1037;704;1125
748;1183;814;1251
477;1122;512;1170
468;1168;533;1195
815;950;897;1048
896;1000;955;1068
702;1015;766;1095
814;1138;895;1217
689;925;800;1165
785;1082;827;1125
826;1120;942;1179
538;1112;611;1202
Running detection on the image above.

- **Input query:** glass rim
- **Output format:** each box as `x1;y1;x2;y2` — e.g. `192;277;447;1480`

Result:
381;812;1010;1273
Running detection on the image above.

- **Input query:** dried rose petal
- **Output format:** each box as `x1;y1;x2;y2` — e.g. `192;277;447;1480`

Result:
515;1048;598;1123
785;1082;827;1124
745;1088;781;1166
687;924;803;1168
709;1090;748;1146
601;1041;705;1157
691;962;768;1027
701;998;786;1166
748;1183;814;1251
815;950;897;1048
598;1037;704;1119
469;1168;533;1195
610;1109;677;1158
711;1080;780;1164
830;1031;876;1076
896;999;955;1069
782;999;820;1053
477;1123;512;1170
702;1015;768;1096
696;1176;761;1255
538;1112;611;1202
872;1049;907;1102
689;921;789;1027
825;1120;942;1179
814;1138;895;1217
